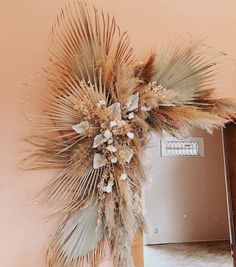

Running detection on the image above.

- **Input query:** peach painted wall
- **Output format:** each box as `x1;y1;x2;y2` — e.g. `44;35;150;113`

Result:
1;0;236;266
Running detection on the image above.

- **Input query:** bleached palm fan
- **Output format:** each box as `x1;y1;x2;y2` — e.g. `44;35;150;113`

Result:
24;1;236;267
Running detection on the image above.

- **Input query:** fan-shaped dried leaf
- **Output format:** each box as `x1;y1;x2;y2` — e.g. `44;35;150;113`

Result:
47;202;106;267
152;40;219;105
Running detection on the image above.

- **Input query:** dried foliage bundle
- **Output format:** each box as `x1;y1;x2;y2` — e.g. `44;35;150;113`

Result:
24;1;236;267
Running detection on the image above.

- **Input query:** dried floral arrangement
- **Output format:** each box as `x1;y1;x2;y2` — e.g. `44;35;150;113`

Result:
24;1;236;267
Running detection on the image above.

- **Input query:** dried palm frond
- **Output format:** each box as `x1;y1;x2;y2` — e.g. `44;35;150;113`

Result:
23;1;236;267
47;202;106;267
47;0;134;104
150;39;220;105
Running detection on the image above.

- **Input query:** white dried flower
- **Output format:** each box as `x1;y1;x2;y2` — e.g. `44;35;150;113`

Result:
120;173;128;181
93;130;113;148
127;112;135;120
93;153;107;169
103;180;114;193
72;121;89;134
103;186;112;193
141;106;152;111
106;145;117;153
127;132;134;139
96;100;106;107
110;120;118;128
103;129;112;139
107;138;113;144
117;120;126;127
110;156;118;164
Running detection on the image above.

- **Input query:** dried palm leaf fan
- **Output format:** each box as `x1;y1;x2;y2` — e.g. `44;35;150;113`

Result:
24;1;236;267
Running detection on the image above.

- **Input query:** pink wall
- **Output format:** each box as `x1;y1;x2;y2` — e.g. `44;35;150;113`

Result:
1;0;236;266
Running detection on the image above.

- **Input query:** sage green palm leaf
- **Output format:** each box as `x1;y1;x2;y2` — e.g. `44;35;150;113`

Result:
47;202;106;267
152;39;220;105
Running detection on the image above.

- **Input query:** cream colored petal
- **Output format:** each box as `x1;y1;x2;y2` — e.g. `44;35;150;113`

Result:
117;120;126;127
127;112;135;120
103;129;112;139
108;102;121;120
93;130;112;148
92;134;105;148
127;132;134;139
141;106;152;111
110;120;118;128
120;173;128;181
107;138;113;144
126;92;139;112
93;153;107;169
96;100;106;107
110;156;118;163
106;145;117;153
103;180;114;193
72;121;89;134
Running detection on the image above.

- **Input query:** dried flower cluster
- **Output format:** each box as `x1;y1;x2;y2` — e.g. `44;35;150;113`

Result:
72;92;145;171
24;1;236;267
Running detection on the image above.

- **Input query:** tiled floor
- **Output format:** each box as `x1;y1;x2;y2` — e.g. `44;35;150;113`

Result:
144;241;232;267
